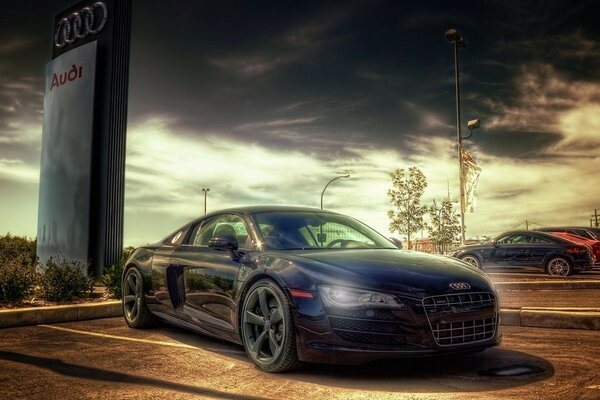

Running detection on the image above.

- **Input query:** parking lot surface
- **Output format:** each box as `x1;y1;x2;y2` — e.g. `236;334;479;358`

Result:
497;288;600;309
488;270;600;282
1;317;599;400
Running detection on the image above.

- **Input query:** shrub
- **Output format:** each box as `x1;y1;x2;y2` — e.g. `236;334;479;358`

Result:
102;247;135;299
40;258;92;301
0;256;38;302
0;233;37;270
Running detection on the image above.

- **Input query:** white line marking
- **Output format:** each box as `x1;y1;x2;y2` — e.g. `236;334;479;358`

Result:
38;324;246;355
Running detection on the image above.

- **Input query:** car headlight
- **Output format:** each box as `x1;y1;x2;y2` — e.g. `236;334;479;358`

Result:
318;285;406;309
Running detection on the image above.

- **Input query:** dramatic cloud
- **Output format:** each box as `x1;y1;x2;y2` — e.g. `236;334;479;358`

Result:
1;0;599;245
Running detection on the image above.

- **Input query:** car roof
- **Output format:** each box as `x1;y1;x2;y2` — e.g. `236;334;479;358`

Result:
496;230;568;243
190;205;343;223
537;226;592;231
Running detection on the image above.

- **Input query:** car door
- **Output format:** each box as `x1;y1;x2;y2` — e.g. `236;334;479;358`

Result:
527;234;553;268
170;213;254;334
150;226;189;311
488;234;529;270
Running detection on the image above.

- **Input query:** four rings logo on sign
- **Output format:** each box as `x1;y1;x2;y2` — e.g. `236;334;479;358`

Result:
54;2;108;49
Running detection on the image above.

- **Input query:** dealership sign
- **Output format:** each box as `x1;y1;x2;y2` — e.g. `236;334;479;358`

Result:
37;42;97;267
37;0;132;275
54;2;108;48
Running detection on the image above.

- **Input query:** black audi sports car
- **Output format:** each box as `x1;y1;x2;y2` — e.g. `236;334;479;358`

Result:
449;230;594;276
122;206;500;372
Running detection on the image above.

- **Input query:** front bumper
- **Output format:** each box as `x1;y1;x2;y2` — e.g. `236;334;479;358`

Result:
292;291;501;365
296;335;502;365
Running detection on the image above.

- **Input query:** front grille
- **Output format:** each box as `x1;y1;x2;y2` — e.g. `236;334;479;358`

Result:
335;330;407;346
423;292;497;346
423;292;495;310
327;307;398;321
432;318;496;345
326;307;411;347
329;316;407;334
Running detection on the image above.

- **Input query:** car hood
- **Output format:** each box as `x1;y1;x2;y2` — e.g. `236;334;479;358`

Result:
270;249;494;298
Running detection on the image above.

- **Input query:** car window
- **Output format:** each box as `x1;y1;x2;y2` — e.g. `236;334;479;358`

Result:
190;214;251;248
497;235;533;244
531;236;550;243
570;229;594;240
497;235;519;244
252;211;394;250
305;222;376;247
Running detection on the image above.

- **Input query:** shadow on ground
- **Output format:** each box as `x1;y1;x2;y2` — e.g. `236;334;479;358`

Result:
158;322;554;393
0;350;265;400
292;348;554;393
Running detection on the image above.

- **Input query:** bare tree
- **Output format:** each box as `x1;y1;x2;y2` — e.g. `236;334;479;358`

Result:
387;167;428;250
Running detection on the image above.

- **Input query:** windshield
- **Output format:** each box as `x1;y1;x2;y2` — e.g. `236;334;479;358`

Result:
251;211;396;250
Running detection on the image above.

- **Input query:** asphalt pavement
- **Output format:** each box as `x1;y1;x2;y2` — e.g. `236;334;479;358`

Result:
497;288;600;309
488;270;600;281
1;317;599;400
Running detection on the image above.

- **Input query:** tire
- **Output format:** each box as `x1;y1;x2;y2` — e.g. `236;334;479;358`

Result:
240;279;300;373
461;254;482;269
546;257;573;276
122;267;160;328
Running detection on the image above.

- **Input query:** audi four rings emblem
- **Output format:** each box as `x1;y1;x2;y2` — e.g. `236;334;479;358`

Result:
54;2;108;49
449;282;471;290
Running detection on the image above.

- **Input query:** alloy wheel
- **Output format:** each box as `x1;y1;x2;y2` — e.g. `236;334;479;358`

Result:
462;255;481;269
242;286;286;365
547;258;570;276
123;270;141;322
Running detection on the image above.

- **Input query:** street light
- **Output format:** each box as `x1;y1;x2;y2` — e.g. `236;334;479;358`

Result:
446;28;468;245
202;188;210;214
465;119;480;139
320;175;350;210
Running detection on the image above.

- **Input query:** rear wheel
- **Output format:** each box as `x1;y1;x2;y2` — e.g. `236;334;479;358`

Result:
461;254;482;269
122;267;159;328
546;257;573;276
241;279;300;372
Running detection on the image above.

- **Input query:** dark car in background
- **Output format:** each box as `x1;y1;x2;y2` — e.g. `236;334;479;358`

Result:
122;206;500;372
537;226;600;241
449;230;593;276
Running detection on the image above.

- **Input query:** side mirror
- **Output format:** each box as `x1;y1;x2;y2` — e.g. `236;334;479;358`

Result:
208;236;243;262
208;237;239;251
389;237;403;249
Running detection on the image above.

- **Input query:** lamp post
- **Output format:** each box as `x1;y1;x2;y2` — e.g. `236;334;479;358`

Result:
202;188;210;214
320;175;350;210
445;28;468;245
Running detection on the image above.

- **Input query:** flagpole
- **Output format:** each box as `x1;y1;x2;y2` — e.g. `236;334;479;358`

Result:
454;38;466;245
446;28;467;245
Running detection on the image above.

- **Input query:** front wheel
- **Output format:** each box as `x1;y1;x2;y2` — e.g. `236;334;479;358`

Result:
122;267;159;328
546;257;573;276
241;279;300;372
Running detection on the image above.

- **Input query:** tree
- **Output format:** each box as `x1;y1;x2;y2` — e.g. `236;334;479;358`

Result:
427;199;461;254
387;167;428;250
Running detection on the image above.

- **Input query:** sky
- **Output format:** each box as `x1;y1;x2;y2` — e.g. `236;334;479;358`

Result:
1;0;599;246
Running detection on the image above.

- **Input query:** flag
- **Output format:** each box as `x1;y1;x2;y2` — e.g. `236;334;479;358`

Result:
461;146;482;213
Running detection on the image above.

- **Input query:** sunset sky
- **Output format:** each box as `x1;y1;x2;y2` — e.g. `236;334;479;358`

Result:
1;0;599;246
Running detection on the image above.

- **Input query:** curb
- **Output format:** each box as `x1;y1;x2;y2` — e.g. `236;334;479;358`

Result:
495;280;600;290
500;307;600;330
2;301;598;331
0;300;123;329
